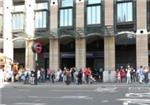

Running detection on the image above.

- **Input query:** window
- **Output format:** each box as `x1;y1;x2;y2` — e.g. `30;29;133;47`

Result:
13;0;25;5
61;0;73;7
59;0;74;27
147;0;150;31
35;2;48;29
12;13;24;31
117;0;133;23
86;0;101;25
35;11;47;29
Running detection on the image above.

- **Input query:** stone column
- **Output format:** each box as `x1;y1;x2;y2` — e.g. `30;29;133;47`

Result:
136;0;148;68
49;39;60;71
75;38;86;69
25;41;35;69
76;0;84;28
50;0;58;32
3;0;13;66
104;37;115;71
103;0;115;82
49;0;59;71
136;32;148;68
25;0;35;69
75;0;86;69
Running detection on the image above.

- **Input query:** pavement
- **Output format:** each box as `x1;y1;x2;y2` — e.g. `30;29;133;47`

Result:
2;81;150;88
0;82;150;105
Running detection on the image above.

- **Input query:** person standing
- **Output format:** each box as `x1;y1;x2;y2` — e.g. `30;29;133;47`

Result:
120;66;126;83
51;70;55;84
148;68;150;84
77;69;83;85
117;70;121;83
0;67;4;85
126;65;131;84
137;66;144;84
144;66;149;83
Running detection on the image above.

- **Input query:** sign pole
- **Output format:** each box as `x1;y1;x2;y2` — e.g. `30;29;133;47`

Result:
32;41;43;85
34;53;38;85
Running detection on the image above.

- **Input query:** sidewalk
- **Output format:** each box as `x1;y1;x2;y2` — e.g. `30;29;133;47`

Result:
3;81;150;88
0;82;9;88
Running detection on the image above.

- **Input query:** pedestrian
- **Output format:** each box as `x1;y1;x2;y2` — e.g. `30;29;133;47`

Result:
144;66;149;83
115;69;119;83
77;69;82;85
148;69;150;84
120;66;126;83
51;71;55;84
126;65;131;84
37;69;41;82
117;70;121;83
47;68;51;81
137;66;145;84
74;69;78;84
83;67;91;84
130;67;136;83
64;68;71;85
0;67;4;85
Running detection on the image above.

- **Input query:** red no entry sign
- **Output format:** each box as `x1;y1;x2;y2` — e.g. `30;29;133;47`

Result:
32;42;42;54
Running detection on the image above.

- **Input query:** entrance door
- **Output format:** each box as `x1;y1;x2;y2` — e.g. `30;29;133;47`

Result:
60;37;75;69
61;58;75;68
86;37;104;70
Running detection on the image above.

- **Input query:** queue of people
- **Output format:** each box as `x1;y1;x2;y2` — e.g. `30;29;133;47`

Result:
46;67;97;85
115;65;150;84
1;64;150;85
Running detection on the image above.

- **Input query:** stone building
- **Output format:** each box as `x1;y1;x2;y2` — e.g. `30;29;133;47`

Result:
1;0;149;82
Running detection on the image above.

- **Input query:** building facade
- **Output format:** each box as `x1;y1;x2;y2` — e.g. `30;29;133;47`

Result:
1;0;150;81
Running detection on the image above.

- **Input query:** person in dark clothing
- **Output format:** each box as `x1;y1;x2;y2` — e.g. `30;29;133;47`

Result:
78;69;82;85
51;71;55;84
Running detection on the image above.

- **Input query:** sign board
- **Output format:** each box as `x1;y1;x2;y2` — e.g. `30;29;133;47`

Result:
32;42;43;54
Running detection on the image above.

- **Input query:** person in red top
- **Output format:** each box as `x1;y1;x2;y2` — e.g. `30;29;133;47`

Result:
120;66;126;83
83;67;91;84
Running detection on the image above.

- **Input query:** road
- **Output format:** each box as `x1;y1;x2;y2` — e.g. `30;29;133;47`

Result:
0;83;150;105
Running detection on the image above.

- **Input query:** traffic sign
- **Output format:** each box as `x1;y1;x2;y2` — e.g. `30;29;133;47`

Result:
32;42;42;54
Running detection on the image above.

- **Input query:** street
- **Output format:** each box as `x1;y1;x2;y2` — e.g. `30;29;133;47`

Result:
0;83;150;105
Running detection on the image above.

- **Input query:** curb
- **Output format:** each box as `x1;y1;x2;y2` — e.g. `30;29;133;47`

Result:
3;82;150;88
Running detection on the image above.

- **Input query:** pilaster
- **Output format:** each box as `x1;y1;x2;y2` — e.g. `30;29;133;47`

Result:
3;0;13;64
25;0;35;69
75;38;86;69
49;39;60;71
136;0;148;68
